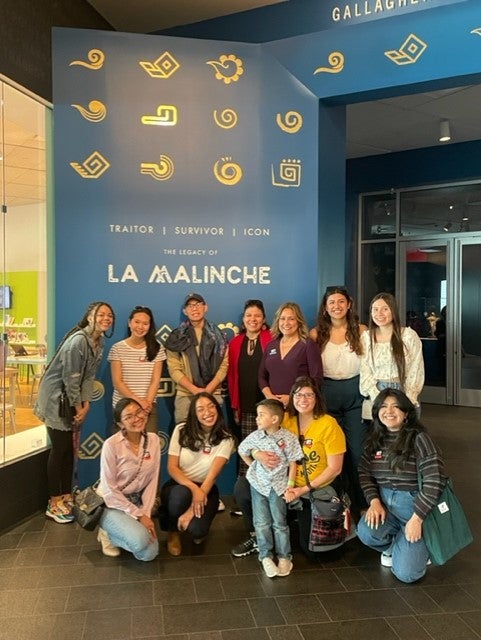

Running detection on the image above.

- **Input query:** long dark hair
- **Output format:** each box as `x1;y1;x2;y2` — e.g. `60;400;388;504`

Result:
178;392;233;451
127;306;160;362
286;376;326;419
314;286;363;355
365;388;425;470
369;293;406;386
44;301;115;374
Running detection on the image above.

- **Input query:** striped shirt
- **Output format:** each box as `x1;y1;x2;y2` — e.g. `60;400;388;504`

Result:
358;430;445;520
108;339;166;406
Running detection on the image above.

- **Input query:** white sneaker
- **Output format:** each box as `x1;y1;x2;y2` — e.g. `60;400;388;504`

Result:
97;528;121;557
277;558;293;577
380;552;393;567
261;557;278;578
217;500;226;512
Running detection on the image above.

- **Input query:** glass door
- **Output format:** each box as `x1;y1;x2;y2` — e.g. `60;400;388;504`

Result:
457;239;481;407
401;238;481;407
401;240;450;404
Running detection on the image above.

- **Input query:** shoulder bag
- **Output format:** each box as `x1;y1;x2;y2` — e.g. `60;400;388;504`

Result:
73;433;149;530
419;474;473;566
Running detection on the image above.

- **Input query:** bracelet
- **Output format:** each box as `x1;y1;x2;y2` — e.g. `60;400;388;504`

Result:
287;480;295;488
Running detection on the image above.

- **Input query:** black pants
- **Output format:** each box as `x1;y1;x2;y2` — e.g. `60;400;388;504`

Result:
46;427;74;497
234;475;254;533
160;479;219;539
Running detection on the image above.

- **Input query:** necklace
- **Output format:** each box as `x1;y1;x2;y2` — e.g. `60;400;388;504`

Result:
247;337;258;356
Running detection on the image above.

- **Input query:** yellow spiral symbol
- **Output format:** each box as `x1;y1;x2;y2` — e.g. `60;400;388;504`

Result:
140;155;175;181
71;100;107;122
313;51;345;75
276;111;303;134
213;108;238;129
213;157;243;186
69;49;105;69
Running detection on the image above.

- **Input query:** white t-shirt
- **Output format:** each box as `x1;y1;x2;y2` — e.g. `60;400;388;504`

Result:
322;341;361;379
168;423;234;484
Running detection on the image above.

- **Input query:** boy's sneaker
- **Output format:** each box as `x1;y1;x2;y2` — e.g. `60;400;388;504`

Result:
231;536;258;557
380;552;393;567
217;500;226;512
45;502;74;524
261;557;278;578
277;558;293;577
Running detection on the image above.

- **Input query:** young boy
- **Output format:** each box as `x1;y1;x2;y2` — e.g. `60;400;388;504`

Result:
238;399;303;578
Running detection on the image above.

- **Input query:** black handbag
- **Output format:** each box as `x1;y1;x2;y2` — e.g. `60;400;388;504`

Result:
72;481;104;531
307;485;348;551
58;384;76;422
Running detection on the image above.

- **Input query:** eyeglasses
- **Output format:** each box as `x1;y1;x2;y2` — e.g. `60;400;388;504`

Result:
186;301;204;308
122;409;149;422
293;392;315;400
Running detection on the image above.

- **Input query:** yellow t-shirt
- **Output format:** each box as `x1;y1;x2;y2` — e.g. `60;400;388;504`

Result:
283;414;346;488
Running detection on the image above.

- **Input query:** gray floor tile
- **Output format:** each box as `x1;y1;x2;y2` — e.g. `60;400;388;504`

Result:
163;600;255;634
194;576;225;602
266;626;304;640
82;607;132;640
275;594;330;624
248;596;285;626
223;629;270;640
416;613;481;639
131;604;163;638
421;584;479;613
154;577;196;605
298;618;400;640
219;574;266;599
319;589;412;621
66;580;153;612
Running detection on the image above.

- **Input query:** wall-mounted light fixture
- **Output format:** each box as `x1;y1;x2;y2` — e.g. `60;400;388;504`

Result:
439;119;451;143
443;221;452;232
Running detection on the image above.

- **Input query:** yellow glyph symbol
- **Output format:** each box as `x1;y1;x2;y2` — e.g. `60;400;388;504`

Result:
156;324;172;343
313;52;345;75
206;54;244;84
139;51;180;78
141;105;178;126
69;49;105;70
71;100;107;122
385;34;427;65
91;381;105;401
78;432;104;460
213;108;238;129
276;111;303;134
157;430;170;455
213;157;243;186
140;155;175;181
157;378;175;397
271;159;302;188
70;151;110;179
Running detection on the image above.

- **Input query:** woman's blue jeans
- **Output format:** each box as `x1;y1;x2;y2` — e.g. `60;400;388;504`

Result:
251;486;291;561
100;508;159;562
357;487;430;583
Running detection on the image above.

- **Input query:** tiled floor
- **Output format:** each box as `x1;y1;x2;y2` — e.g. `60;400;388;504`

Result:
1;403;480;640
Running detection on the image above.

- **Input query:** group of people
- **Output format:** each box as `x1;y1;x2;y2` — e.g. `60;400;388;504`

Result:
33;288;447;583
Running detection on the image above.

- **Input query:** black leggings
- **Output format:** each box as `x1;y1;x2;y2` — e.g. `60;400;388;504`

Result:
46;427;74;497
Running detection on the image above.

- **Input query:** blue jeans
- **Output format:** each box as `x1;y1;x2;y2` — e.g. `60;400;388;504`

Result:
100;508;159;562
356;487;430;583
251;485;291;561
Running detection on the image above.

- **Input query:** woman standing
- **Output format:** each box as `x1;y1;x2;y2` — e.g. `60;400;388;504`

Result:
161;392;235;556
228;299;272;557
310;286;367;509
259;302;323;408
360;293;424;419
357;388;445;583
283;376;347;560
98;397;160;561
228;299;272;469
34;301;115;523
109;306;166;433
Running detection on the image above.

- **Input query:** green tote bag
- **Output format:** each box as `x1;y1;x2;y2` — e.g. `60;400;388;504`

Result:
421;478;473;566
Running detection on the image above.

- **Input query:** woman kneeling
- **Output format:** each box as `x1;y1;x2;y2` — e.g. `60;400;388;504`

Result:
161;392;235;556
357;388;445;583
98;398;160;561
